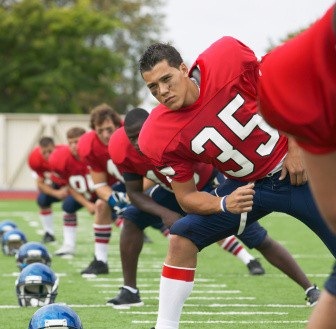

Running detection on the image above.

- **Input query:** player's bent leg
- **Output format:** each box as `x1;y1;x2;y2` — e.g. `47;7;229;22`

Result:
155;234;198;329
106;218;144;309
255;235;320;305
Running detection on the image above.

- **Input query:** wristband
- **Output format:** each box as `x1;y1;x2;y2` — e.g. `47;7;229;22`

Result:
220;195;228;212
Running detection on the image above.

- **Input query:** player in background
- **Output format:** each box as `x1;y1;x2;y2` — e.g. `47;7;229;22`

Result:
76;103;129;276
28;137;68;243
107;107;320;309
258;4;336;328
48;127;97;257
138;37;336;329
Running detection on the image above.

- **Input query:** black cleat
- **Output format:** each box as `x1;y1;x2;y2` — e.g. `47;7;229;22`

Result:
247;259;265;275
305;285;320;306
42;232;55;243
81;257;108;276
106;287;144;309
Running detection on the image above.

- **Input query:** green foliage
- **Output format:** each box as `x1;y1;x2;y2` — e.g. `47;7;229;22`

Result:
0;200;333;329
0;0;165;114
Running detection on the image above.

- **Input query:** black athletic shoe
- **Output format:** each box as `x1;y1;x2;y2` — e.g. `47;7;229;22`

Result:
81;257;108;276
305;285;320;306
106;287;144;309
247;259;265;275
42;232;55;243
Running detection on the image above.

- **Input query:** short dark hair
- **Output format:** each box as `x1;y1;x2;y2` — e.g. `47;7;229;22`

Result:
66;127;86;139
124;108;149;130
89;103;122;129
39;136;54;148
139;43;183;75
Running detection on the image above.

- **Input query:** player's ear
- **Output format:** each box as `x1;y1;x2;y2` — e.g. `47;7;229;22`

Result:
180;62;189;77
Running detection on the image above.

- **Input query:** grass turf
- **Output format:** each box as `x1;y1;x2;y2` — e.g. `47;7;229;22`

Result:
0;199;333;329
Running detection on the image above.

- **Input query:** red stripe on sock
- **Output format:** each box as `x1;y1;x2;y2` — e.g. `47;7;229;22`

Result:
233;245;243;255
162;265;195;282
40;209;52;215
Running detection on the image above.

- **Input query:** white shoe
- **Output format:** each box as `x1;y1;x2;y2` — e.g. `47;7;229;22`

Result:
55;245;75;257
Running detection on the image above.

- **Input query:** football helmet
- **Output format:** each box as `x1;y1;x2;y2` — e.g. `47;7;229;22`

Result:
0;220;17;241
16;263;59;307
2;228;27;256
16;242;52;270
28;303;83;329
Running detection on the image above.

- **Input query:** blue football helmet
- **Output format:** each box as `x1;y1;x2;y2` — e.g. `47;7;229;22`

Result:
16;263;59;307
28;303;83;329
16;242;52;270
2;228;27;256
0;220;17;241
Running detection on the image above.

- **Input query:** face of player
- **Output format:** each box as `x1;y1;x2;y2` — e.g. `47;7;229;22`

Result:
67;136;81;157
142;60;198;111
125;122;142;152
41;144;55;160
95;118;117;145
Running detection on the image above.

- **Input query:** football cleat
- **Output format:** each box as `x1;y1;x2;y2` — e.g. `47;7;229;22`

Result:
305;285;320;306
247;259;265;275
106;287;144;309
81;257;108;276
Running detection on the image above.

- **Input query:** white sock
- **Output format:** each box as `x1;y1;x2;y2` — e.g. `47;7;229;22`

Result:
39;209;54;235
156;264;195;329
221;235;254;265
93;223;112;263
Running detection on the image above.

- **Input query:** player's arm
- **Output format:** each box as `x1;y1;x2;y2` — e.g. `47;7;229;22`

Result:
68;187;95;215
36;176;68;199
301;149;336;234
280;137;308;186
125;174;181;228
90;170;113;201
171;178;255;215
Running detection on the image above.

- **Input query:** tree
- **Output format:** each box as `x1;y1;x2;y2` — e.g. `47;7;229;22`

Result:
0;0;166;113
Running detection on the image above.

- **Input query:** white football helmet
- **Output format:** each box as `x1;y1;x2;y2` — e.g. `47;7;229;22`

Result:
2;228;27;256
28;303;83;329
16;242;52;270
16;263;59;307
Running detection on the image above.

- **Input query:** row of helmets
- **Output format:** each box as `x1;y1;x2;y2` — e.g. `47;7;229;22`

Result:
0;220;83;329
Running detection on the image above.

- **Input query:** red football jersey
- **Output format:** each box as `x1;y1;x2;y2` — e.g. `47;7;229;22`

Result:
49;145;96;201
27;146;66;185
139;37;288;183
77;130;123;185
259;5;336;154
109;127;215;191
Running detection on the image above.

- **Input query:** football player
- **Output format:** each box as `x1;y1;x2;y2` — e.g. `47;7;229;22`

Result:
258;4;336;329
138;36;336;328
28;137;68;243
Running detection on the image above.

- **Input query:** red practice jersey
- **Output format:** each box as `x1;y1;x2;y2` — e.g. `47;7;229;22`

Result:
109;127;216;191
259;5;336;154
49;145;96;201
139;36;288;183
28;146;66;185
77;130;123;185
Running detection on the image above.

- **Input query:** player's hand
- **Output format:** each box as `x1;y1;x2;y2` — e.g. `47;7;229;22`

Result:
55;186;69;200
280;138;308;186
161;209;182;228
107;192;129;212
225;183;255;214
86;202;95;215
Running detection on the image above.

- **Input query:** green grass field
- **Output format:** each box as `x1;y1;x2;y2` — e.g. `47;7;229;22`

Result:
0;199;333;329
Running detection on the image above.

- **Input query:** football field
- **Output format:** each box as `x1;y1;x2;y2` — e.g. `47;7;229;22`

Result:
0;199;333;329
